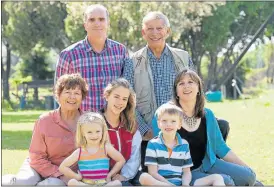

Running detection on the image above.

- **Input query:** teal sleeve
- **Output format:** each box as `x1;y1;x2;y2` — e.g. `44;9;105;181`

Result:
151;114;160;137
206;108;231;158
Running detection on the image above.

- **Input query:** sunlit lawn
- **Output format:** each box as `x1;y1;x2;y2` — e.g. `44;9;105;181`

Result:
2;90;274;185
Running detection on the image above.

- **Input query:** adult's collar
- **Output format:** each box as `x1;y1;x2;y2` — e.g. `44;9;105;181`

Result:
53;107;83;126
147;44;169;58
84;36;112;52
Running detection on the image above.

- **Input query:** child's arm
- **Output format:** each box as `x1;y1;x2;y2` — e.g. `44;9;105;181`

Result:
182;167;192;186
105;143;126;180
147;165;175;185
59;148;82;181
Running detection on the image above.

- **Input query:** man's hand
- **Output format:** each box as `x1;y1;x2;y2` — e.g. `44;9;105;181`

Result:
112;174;127;181
143;129;153;141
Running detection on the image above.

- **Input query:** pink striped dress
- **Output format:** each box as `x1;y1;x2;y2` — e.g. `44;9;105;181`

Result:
78;147;109;185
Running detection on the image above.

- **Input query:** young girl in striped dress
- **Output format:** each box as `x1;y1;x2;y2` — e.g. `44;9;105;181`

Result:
59;112;125;186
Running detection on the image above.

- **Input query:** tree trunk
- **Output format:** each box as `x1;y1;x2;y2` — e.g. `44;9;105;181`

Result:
33;88;39;101
206;52;218;90
2;43;11;101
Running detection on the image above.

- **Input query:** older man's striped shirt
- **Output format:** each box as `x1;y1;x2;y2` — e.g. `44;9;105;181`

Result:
145;132;193;186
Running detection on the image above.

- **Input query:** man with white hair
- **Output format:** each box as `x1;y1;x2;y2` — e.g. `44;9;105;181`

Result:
123;11;194;172
124;11;194;140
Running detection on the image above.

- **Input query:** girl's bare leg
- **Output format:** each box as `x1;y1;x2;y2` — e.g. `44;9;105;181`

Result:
67;179;88;186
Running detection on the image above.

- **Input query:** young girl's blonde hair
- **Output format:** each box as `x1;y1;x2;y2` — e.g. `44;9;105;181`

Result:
103;78;137;134
76;112;109;148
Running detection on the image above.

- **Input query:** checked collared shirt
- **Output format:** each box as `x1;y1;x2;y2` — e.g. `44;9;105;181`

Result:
55;36;130;111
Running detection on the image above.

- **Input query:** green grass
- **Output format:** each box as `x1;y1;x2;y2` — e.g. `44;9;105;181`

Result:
2;111;45;175
205;89;274;185
2;90;274;185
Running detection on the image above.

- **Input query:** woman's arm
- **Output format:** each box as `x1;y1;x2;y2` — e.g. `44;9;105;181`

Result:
223;150;249;167
106;143;126;180
59;148;82;180
147;165;174;185
29;119;62;178
182;167;192;186
205;109;231;158
120;130;142;180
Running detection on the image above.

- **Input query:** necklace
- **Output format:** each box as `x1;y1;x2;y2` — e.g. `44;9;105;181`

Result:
182;112;198;129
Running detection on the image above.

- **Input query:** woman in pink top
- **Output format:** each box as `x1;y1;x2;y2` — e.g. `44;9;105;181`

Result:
2;73;88;185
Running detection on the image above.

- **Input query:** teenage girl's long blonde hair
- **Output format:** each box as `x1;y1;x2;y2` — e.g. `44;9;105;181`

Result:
103;78;137;134
75;112;109;148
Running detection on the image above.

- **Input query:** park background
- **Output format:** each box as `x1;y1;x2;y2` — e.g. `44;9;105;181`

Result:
1;1;274;185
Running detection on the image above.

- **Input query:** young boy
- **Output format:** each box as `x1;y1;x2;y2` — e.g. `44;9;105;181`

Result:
139;103;225;186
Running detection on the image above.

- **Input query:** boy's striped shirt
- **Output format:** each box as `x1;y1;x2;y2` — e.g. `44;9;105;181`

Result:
145;132;193;186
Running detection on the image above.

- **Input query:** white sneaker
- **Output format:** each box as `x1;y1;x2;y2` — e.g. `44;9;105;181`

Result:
2;174;16;185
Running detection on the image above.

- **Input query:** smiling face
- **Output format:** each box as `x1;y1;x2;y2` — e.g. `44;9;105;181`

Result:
176;74;199;103
105;86;130;116
58;87;82;111
142;18;170;50
81;123;103;146
158;113;181;137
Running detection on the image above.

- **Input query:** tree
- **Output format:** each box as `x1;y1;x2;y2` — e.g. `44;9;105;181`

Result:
64;2;222;52
2;2;12;101
173;2;274;93
2;2;69;103
3;2;68;54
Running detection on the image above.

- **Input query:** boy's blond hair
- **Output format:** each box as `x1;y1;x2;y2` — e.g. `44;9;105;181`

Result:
76;112;109;148
156;103;184;124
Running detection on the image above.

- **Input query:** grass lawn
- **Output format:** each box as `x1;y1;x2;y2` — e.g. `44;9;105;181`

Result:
2;89;274;185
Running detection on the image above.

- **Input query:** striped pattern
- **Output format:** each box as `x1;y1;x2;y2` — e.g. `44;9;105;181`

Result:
78;147;110;181
56;36;130;111
145;132;193;186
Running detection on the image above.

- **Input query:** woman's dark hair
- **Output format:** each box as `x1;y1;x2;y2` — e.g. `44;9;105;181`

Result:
172;68;205;118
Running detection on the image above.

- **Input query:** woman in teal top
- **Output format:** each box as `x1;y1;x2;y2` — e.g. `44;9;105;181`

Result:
152;69;256;186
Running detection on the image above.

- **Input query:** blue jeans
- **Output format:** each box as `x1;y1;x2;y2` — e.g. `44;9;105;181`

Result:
191;159;256;186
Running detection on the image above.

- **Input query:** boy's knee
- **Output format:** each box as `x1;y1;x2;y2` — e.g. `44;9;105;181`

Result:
212;174;223;181
139;172;150;185
212;174;225;185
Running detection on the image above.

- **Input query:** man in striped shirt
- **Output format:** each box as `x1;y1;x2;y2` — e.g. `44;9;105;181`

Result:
55;4;130;111
140;103;193;186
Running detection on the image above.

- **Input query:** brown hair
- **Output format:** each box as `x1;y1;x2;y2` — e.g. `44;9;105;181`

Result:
103;78;137;134
172;68;205;118
54;73;88;101
76;112;109;148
